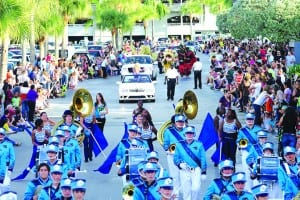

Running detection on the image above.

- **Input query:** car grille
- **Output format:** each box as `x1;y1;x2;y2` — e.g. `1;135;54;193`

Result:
129;89;145;92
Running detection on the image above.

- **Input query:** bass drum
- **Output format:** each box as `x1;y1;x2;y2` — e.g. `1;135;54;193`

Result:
51;120;84;146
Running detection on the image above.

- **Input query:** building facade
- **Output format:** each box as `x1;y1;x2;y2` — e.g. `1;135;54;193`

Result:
67;2;218;44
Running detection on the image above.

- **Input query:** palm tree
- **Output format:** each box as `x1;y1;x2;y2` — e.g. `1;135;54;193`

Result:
58;0;91;57
0;0;26;83
95;0;141;49
141;0;169;40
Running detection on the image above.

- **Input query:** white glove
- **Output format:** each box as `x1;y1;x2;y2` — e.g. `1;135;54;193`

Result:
6;170;12;177
201;174;207;181
179;163;187;170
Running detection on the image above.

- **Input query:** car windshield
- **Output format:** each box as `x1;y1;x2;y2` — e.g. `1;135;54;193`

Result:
88;46;102;51
124;56;152;64
122;75;151;83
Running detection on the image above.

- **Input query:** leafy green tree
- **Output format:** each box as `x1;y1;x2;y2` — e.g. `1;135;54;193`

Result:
58;0;91;55
94;0;142;48
0;0;25;82
140;0;169;40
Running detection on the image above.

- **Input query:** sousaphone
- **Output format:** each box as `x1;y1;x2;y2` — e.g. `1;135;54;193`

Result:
157;90;198;145
51;88;93;145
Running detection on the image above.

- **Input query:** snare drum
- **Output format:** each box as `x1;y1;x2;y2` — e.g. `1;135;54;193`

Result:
257;156;280;181
125;148;147;180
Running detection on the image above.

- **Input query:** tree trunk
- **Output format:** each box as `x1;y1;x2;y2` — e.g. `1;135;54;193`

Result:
190;15;193;41
62;17;69;58
21;39;27;66
144;21;148;40
202;4;206;25
44;35;48;58
55;35;60;61
111;28;117;49
0;33;9;83
39;40;45;61
30;12;36;66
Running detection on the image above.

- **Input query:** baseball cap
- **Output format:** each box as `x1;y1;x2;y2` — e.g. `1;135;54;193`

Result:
174;114;185;122
51;164;63;174
184;126;195;135
219;160;234;170
232;172;246;183
72;179;86;191
147;151;159;161
262;142;274;152
252;184;268;197
48;136;59;145
55;130;65;137
159;177;174;189
143;162;158;172
128;124;138;132
47;144;58;154
257;131;267;138
245;113;255;120
284;146;296;155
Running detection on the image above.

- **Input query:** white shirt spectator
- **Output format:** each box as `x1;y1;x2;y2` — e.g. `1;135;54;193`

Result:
286;52;296;67
192;61;202;71
165;67;179;79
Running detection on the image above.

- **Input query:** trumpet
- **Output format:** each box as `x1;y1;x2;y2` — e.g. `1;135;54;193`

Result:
122;184;134;200
239;139;248;149
169;144;176;153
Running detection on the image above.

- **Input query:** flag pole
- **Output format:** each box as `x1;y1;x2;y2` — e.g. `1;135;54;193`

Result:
90;132;107;159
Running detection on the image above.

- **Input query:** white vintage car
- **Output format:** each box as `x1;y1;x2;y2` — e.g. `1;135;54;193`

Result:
120;55;158;80
118;74;156;103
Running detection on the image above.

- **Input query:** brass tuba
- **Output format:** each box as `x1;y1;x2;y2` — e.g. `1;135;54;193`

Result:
239;139;248;149
157;90;198;145
122;184;135;200
51;89;93;145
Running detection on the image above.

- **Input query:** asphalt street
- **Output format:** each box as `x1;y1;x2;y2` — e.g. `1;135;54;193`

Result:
7;52;281;199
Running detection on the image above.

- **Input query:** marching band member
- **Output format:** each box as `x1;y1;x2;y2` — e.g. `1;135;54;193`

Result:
0;128;15;186
38;165;63;200
79;114;94;163
40;111;56;134
31;118;50;147
24;163;52;200
163;114;186;196
45;144;68;177
158;177;176;200
203;160;235;200
278;146;300;199
61;125;81;177
117;123;149;183
251;184;269;200
0;191;17;200
221;172;255;200
56;178;73;200
116;123;148;167
58;110;79;138
146;151;169;179
250;142;275;179
237;113;262;190
72;179;87;200
173;125;207;200
136;112;157;151
133;162;160;200
246;130;268;169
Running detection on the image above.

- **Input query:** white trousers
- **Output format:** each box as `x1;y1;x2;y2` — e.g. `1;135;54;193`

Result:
179;166;201;200
167;154;181;195
240;150;256;191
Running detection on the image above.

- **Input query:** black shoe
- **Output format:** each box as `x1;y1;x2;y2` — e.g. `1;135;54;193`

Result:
171;97;174;101
193;87;197;89
85;160;88;163
89;158;93;161
167;98;170;100
214;163;218;167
